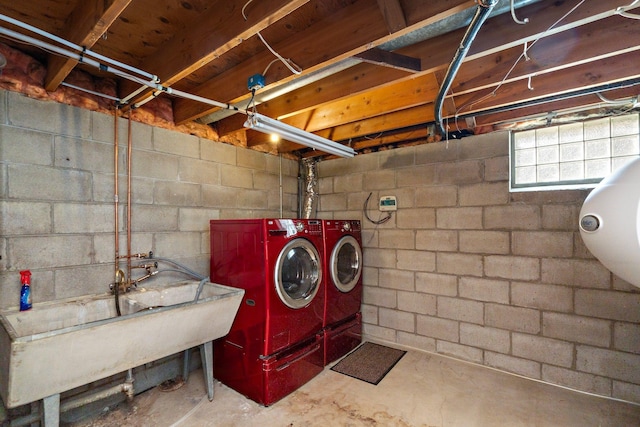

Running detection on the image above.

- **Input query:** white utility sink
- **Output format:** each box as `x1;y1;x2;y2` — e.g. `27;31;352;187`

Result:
0;280;244;421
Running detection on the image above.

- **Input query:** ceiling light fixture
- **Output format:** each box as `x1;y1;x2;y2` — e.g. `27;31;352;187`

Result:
244;113;355;158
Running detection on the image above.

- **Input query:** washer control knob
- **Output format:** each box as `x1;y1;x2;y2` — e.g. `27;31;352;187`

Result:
295;221;305;232
342;222;351;231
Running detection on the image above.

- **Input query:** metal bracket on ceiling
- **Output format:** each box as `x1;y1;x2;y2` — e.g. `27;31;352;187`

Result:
545;112;556;126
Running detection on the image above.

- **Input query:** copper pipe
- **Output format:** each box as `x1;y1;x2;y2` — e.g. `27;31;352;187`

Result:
114;108;120;275
114;107;122;316
126;113;133;286
119;253;148;259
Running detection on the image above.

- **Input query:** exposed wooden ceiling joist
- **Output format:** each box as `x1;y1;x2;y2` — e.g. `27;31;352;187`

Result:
375;0;407;33
118;0;310;108
44;0;133;91
172;0;476;124
0;0;637;157
216;0;640;141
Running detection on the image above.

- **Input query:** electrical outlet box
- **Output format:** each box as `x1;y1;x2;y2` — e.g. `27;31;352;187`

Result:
247;74;265;91
379;196;397;211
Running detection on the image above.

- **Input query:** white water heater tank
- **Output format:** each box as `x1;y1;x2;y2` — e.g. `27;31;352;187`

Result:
579;157;640;288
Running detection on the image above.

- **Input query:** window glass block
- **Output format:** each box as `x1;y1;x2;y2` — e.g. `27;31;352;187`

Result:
559;141;584;162
513;130;536;149
560;161;584;181
585;139;610;159
611;135;639;157
537;164;559;182
611;113;639;137
537;145;559;164
515;148;536;166
584;117;610;140
559;122;583;143
612;156;637;172
536;127;558;146
510;113;638;191
585;158;610;178
515;166;536;184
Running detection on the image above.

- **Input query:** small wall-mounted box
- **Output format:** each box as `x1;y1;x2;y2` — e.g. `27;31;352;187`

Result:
379;195;397;211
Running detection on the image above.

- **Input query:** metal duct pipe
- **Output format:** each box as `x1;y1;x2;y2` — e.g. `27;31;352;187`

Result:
298;158;319;219
434;0;499;137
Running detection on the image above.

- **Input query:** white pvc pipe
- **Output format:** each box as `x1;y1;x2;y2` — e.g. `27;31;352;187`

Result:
0;24;240;113
0;25;156;90
0;13;156;80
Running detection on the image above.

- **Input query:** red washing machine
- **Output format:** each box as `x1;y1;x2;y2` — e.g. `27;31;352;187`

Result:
209;219;325;406
322;219;363;365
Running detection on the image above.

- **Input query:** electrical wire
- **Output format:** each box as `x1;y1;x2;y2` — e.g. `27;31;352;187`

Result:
597;92;639;107
256;32;302;75
242;0;302;76
510;0;530;24
262;58;280;76
363;192;392;225
364;132;384;140
247;88;257;112
60;82;122;102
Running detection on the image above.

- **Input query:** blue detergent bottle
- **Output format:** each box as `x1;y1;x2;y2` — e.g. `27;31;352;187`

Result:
20;270;32;311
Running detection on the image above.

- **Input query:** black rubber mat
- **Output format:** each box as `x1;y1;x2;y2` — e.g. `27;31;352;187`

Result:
331;342;406;385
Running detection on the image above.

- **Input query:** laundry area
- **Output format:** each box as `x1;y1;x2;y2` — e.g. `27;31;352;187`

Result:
2;1;640;426
66;347;640;427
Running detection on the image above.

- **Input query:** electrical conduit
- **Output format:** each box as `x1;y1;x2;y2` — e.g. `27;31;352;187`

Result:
434;0;499;137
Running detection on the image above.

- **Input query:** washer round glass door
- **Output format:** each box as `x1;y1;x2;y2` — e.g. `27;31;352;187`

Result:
330;235;363;293
275;238;322;309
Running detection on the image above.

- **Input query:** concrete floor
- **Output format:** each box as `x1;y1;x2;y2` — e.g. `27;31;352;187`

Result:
66;343;640;427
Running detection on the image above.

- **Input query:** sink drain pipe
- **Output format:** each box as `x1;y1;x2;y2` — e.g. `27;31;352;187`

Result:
434;0;498;137
7;366;175;427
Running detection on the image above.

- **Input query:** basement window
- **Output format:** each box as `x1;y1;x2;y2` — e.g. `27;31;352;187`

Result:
510;113;640;191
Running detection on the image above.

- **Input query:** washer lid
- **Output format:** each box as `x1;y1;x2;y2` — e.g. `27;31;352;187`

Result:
275;238;322;309
330;235;363;293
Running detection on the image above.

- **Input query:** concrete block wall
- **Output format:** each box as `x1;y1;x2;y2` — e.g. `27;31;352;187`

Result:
0;90;298;308
317;131;640;404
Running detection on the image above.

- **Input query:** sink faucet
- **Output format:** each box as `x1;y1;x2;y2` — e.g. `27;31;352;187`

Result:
111;269;127;294
110;259;159;294
130;262;159;287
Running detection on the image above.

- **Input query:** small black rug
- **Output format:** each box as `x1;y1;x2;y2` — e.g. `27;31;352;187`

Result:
331;342;406;385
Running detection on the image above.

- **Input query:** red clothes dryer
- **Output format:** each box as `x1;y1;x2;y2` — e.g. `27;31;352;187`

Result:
322;219;363;365
209;219;325;405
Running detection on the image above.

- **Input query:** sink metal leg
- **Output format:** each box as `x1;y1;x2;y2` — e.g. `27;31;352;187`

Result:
42;394;60;427
183;348;191;382
30;402;39;427
200;341;214;401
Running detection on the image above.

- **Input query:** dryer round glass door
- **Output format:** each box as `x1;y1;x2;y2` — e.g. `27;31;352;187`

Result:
275;238;322;309
330;235;363;293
